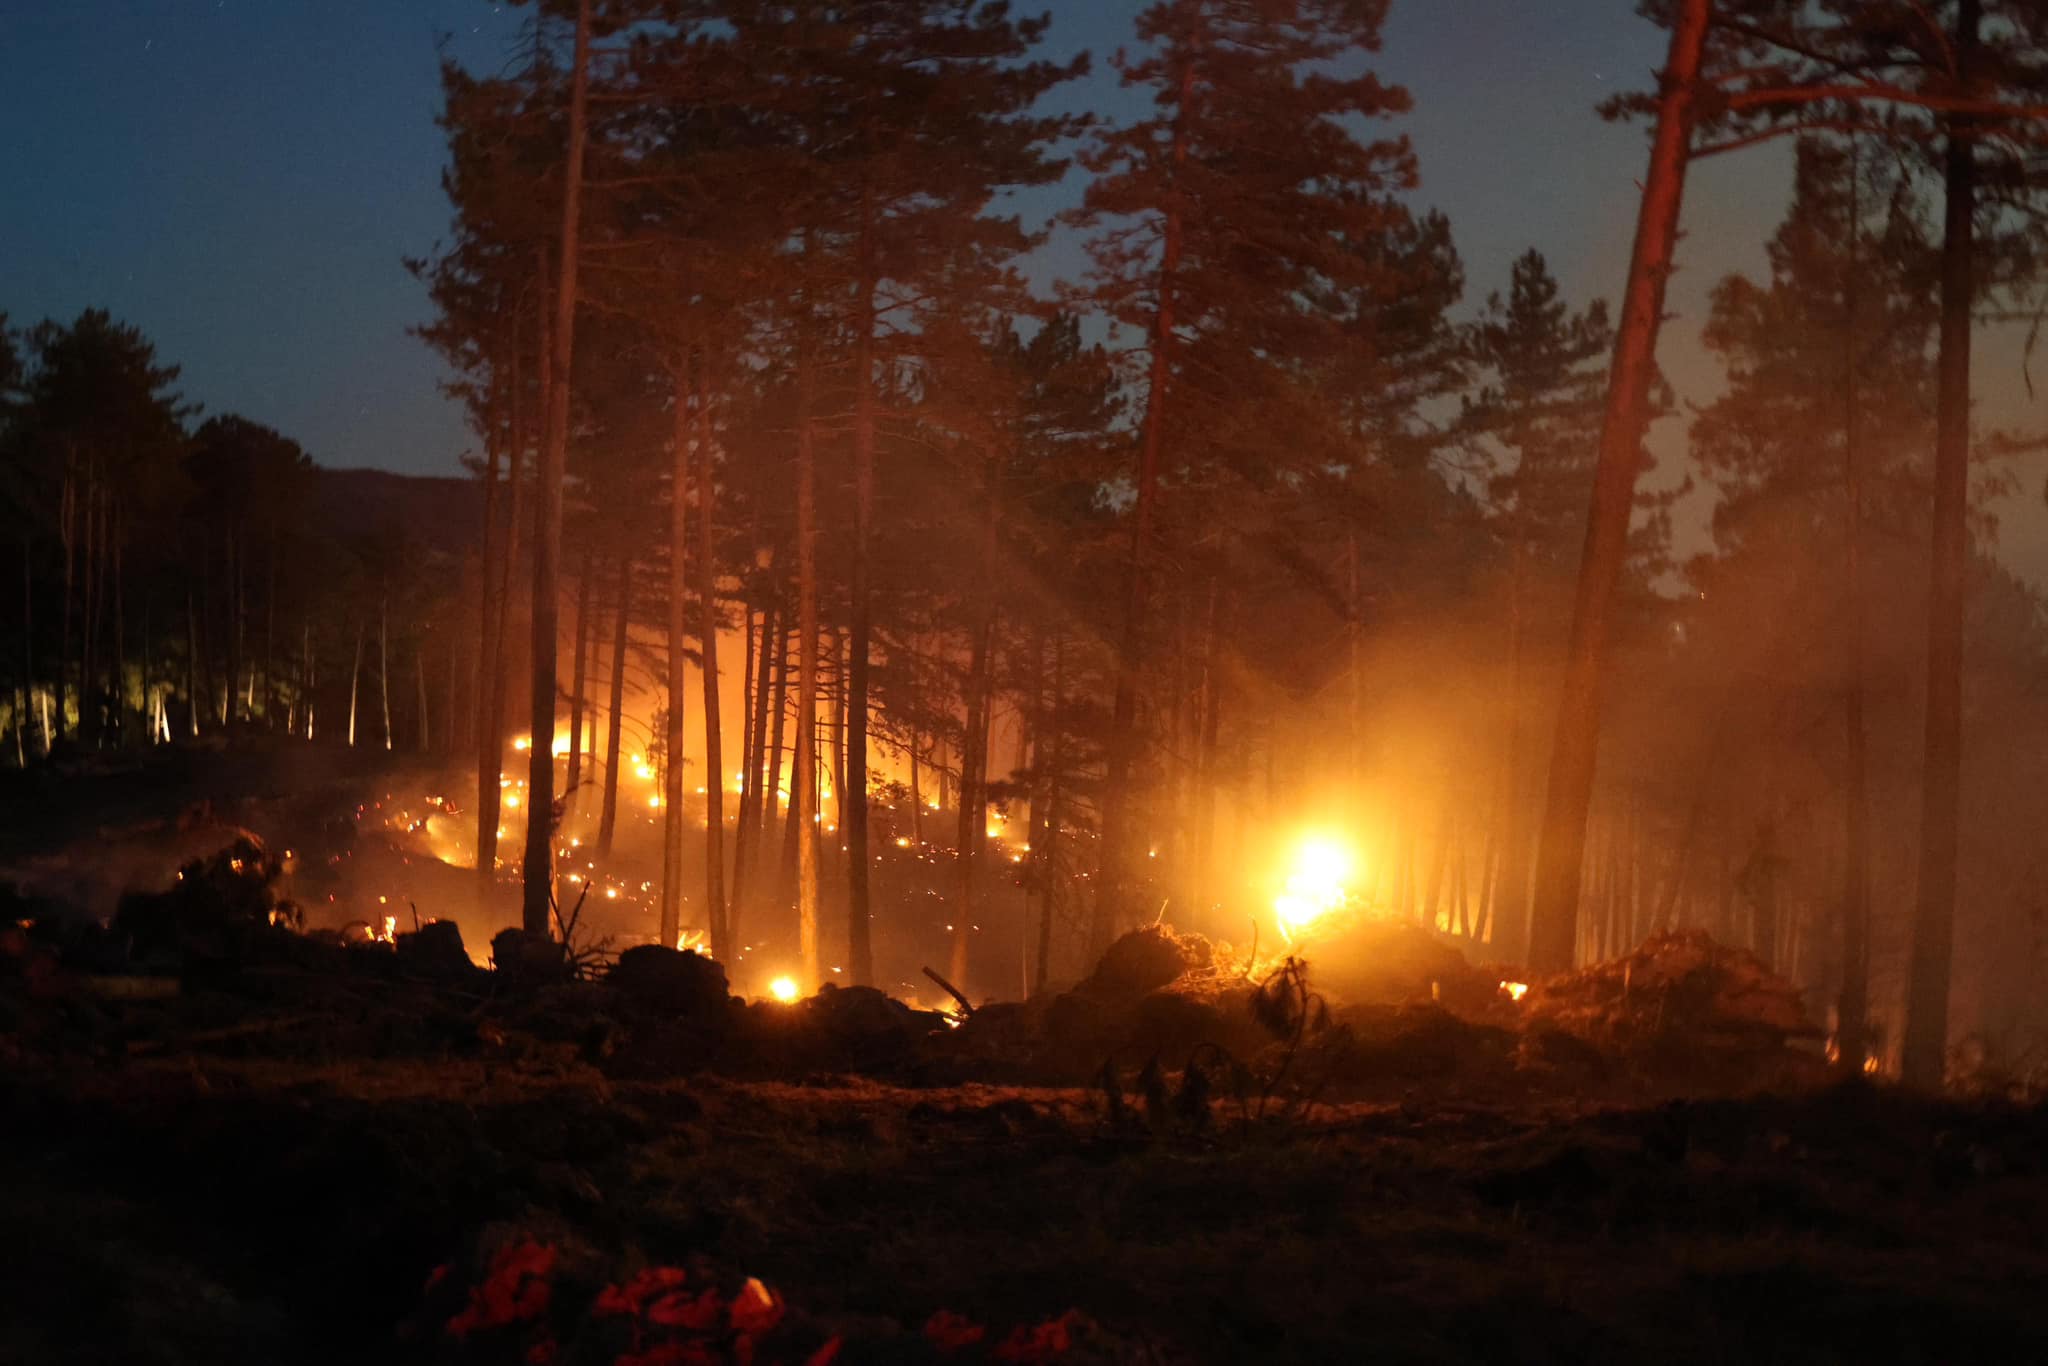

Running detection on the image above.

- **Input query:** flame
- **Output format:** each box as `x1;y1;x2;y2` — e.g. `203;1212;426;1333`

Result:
768;975;800;1003
1273;836;1355;941
552;733;570;756
513;736;531;752
676;928;711;956
1500;980;1530;1003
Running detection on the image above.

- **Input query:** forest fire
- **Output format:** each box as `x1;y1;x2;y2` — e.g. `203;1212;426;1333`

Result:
1272;836;1359;941
11;0;2048;1357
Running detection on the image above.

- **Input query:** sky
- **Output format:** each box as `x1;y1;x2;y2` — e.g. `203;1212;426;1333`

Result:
3;0;2045;581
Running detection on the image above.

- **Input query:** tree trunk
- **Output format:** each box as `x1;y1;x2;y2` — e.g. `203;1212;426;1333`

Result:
568;539;593;801
1903;0;1979;1089
763;617;791;893
1034;633;1067;996
598;553;632;856
1838;141;1873;1076
733;602;775;936
521;0;592;938
696;364;729;959
846;189;880;986
794;317;822;989
476;351;510;890
379;593;393;750
660;358;691;950
951;447;1000;991
416;639;431;752
1527;0;1709;973
1096;46;1196;962
347;619;363;748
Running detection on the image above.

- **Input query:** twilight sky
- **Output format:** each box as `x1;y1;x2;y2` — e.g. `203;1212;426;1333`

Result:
4;1;2044;579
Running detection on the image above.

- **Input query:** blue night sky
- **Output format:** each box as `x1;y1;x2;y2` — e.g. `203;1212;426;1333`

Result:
4;1;2042;577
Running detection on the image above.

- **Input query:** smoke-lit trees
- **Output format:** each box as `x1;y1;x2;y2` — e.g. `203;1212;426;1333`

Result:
1067;0;1423;958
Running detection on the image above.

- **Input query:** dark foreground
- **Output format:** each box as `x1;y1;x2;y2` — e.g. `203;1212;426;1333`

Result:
5;1030;2048;1364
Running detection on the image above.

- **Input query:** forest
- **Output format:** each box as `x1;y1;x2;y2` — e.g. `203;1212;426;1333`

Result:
6;4;2048;1360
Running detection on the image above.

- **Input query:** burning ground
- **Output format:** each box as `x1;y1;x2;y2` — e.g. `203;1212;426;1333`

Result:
4;818;2048;1364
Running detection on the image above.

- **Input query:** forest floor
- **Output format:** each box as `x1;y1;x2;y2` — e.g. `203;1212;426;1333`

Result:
5;748;2048;1363
5;979;2048;1366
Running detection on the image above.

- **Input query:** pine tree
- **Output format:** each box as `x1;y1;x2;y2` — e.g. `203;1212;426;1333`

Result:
1068;0;1418;957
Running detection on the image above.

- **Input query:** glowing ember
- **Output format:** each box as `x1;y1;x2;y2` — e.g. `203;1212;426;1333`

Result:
605;887;618;899
1273;836;1356;940
1500;980;1530;1003
505;794;520;808
768;975;800;1003
512;736;531;752
676;928;711;955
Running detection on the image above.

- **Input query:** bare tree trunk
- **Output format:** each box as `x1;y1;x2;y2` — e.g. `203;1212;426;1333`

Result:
348;619;363;748
1527;0;1709;973
733;602;775;935
416;640;431;752
1839;141;1873;1075
379;593;393;751
660;358;691;950
476;356;510;888
1034;631;1068;995
697;366;728;958
598;553;632;856
1904;0;1979;1089
58;465;74;745
846;188;879;986
951;448;1000;991
1096;47;1196;962
763;617;791;891
522;0;593;938
794;318;822;989
568;539;593;800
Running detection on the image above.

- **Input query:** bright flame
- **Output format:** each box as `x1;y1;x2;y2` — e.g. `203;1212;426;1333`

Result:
605;887;619;899
648;795;662;808
894;836;913;848
1500;980;1530;1003
512;736;531;752
1273;837;1355;940
768;975;800;1003
379;915;397;943
676;929;711;956
552;733;570;756
505;794;520;808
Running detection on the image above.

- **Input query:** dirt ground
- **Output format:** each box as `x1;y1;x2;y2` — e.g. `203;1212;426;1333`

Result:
5;1016;2047;1364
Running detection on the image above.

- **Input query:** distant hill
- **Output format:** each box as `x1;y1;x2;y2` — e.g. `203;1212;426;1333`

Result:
312;467;481;560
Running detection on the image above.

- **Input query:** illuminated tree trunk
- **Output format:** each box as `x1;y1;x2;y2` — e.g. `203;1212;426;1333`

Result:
951;447;999;990
1527;0;1709;974
660;359;691;950
794;328;822;988
568;540;593;800
697;365;729;959
1095;47;1194;963
1037;636;1069;995
416;640;431;752
598;552;631;857
1904;0;1980;1089
475;357;509;888
347;618;362;748
763;616;791;891
378;593;392;751
1839;144;1873;1076
521;0;592;938
732;601;776;934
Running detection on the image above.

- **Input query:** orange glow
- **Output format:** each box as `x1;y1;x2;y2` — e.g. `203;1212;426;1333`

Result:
1274;836;1355;940
768;975;800;1003
1500;980;1530;1003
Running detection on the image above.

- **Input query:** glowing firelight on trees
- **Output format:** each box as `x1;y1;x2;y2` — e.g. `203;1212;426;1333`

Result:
1273;836;1357;941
